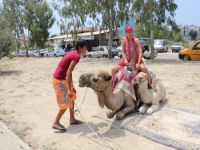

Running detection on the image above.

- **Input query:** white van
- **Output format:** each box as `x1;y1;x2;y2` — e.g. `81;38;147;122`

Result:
87;46;108;58
54;48;66;57
154;39;168;52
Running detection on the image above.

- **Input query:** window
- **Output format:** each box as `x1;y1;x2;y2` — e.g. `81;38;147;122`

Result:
193;43;200;50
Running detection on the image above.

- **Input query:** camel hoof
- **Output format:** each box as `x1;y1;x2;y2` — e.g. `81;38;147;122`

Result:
147;108;154;115
139;107;146;114
106;112;114;118
116;112;124;120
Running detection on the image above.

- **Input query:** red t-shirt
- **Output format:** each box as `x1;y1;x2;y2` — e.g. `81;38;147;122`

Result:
53;50;80;80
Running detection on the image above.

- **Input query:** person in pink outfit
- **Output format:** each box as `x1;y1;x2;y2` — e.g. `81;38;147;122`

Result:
111;25;152;88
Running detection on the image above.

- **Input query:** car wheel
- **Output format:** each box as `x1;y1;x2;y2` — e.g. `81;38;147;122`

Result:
103;55;107;58
88;54;92;58
183;55;190;61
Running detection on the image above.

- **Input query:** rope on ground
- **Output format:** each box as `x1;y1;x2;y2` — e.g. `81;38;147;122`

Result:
74;88;124;150
74;87;88;113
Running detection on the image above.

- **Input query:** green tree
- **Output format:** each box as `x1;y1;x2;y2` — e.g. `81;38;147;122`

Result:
155;25;171;39
24;1;55;48
189;30;198;41
170;30;183;42
2;0;25;53
134;23;150;38
133;0;178;59
0;5;16;58
55;0;132;59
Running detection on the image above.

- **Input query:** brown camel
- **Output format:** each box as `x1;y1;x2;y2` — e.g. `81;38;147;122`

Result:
79;71;136;120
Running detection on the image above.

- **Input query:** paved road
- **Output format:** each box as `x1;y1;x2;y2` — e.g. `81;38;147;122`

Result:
156;51;179;60
0;121;32;150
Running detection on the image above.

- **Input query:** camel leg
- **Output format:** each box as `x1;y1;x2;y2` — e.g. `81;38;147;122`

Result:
139;104;148;114
147;104;159;115
116;99;136;120
106;109;120;118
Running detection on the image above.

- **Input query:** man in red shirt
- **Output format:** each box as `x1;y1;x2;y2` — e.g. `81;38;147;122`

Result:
52;40;87;132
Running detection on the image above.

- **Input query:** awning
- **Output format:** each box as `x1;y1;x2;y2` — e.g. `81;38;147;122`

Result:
64;37;75;42
80;35;94;40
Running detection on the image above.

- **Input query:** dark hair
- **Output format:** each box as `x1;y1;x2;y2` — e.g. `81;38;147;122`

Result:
75;39;87;50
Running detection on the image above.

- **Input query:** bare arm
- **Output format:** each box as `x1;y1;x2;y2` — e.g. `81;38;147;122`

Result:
135;38;143;64
66;61;77;90
121;38;128;65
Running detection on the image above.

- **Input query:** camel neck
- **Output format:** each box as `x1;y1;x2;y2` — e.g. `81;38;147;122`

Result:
102;82;116;110
138;81;151;103
103;82;113;98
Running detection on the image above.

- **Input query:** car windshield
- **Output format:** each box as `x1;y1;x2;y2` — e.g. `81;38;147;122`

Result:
56;48;63;50
154;40;164;45
92;47;99;51
140;40;147;46
173;43;181;46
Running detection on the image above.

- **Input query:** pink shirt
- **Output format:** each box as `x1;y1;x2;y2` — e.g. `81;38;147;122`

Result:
53;50;80;80
125;37;139;63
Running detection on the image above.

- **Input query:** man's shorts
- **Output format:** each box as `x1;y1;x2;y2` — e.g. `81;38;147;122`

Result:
52;77;76;110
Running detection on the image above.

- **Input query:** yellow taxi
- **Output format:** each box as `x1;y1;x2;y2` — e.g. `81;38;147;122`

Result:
179;41;200;61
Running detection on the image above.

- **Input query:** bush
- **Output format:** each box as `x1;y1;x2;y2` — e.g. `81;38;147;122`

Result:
183;42;190;48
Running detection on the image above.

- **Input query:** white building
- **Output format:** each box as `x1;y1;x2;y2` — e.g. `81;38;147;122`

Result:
180;24;200;40
47;29;120;51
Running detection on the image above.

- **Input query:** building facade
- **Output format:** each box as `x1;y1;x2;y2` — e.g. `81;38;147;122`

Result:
180;24;200;40
48;29;120;51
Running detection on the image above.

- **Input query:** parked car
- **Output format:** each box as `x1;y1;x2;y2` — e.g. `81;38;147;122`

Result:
111;47;121;58
16;50;27;57
116;46;122;58
140;38;157;59
43;49;55;57
154;39;168;52
40;48;48;57
172;42;184;53
28;50;34;57
54;48;66;57
87;46;108;58
179;40;200;61
33;50;40;57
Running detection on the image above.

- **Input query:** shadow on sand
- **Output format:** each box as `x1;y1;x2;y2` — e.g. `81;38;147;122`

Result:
147;59;200;65
0;70;23;77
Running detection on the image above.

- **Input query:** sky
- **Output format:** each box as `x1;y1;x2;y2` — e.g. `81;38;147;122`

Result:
49;0;200;35
174;0;200;26
1;0;200;35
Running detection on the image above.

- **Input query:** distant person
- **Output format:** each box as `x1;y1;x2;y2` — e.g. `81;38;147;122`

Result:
67;43;72;51
52;40;87;132
111;25;152;88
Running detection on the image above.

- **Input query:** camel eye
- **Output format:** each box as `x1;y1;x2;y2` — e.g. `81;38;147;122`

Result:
93;78;98;82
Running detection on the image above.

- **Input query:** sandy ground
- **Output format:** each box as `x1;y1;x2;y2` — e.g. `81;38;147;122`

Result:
0;57;200;150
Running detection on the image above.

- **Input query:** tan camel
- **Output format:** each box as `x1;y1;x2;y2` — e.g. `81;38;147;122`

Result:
79;71;136;120
134;72;166;115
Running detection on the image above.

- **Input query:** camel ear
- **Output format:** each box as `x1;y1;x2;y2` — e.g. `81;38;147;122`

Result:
104;75;112;81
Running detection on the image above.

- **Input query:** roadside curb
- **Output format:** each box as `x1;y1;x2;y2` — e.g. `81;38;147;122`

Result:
0;121;32;150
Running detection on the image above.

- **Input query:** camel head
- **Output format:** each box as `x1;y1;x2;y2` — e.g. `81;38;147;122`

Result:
89;71;112;91
134;72;147;85
79;73;94;87
79;71;112;90
79;71;112;108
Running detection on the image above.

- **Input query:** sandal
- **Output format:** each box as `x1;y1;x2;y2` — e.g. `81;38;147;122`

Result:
70;120;84;125
52;124;66;132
